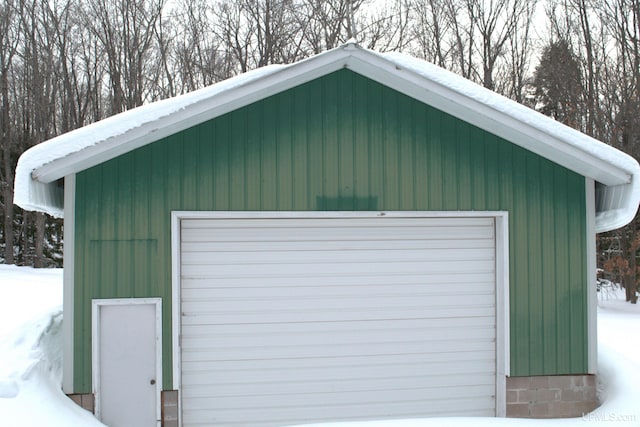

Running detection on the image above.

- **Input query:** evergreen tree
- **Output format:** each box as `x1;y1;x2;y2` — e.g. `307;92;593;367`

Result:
533;39;584;129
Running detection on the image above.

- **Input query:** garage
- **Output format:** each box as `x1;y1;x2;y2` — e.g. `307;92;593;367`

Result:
18;42;640;423
176;213;505;426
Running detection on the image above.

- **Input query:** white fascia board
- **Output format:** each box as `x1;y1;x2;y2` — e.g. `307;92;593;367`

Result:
15;179;64;218
595;177;640;233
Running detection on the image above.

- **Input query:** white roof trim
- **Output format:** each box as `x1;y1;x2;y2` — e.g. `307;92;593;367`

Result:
14;42;640;231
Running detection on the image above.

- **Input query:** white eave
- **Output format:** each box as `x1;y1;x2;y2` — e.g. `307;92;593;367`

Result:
14;42;640;233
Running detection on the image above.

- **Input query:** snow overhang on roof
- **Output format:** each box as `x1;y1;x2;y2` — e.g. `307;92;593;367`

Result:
14;42;640;233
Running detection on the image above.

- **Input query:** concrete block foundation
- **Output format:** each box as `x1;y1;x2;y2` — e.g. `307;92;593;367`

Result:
68;391;180;426
67;393;94;413
506;375;598;418
161;390;179;427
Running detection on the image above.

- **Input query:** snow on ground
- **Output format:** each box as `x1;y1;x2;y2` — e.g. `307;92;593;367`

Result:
0;265;638;426
0;265;105;427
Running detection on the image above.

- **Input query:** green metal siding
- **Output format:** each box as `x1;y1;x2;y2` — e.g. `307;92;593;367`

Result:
74;69;587;392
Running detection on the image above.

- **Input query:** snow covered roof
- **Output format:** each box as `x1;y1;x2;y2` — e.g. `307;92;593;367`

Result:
14;42;640;232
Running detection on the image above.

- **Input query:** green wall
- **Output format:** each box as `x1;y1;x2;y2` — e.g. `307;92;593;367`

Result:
74;69;587;392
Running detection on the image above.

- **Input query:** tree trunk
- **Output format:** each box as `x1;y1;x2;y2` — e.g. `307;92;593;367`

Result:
2;184;13;264
34;211;45;268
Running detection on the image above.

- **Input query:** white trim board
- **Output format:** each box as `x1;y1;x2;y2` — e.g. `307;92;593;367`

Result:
171;210;510;421
586;178;598;374
92;298;163;425
62;174;75;394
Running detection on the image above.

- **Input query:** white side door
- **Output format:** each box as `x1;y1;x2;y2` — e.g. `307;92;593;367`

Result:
93;299;162;427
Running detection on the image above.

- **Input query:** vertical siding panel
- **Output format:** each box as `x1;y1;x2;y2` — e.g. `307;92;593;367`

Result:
427;107;442;209
353;70;370;210
229;109;248;210
510;145;530;374
470;128;486;210
440;114;457;210
115;158;132;296
275;94;293;210
368;81;384;208
133;149;151;239
213;118;230;209
99;162;117;302
526;154;543;374
262;99;278;209
338;72;355;209
292;84;309;210
246;104;262;210
540;159;558;373
381;88;397;209
397;95;415;210
414;104;428;210
456;122;472;210
323;75;339;208
133;149;149;297
568;173;588;370
306;80;323;208
483;135;499;209
196;124;214;210
181;128;198;210
165;133;183;212
554;167;572;373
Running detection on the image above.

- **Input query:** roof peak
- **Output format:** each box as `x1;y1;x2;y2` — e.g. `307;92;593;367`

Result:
343;38;359;49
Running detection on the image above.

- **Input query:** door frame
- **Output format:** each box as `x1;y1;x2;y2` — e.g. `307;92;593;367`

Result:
171;211;510;422
92;298;163;425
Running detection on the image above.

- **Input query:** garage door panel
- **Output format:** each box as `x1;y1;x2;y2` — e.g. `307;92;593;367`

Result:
182;374;497;398
181;339;496;363
181;216;494;230
181;336;498;353
181;224;494;243
180;306;497;326
181;363;497;391
181;316;494;336
181;365;499;386
182;325;495;349
182;396;496;427
182;247;494;265
184;383;496;410
179;216;498;425
182;293;495;314
181;350;494;373
181;259;494;278
181;282;495;301
182;237;495;253
182;271;496;288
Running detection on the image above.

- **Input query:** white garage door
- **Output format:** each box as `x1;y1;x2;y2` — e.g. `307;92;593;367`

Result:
179;215;497;427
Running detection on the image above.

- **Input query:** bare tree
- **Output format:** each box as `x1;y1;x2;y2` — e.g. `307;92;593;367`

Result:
172;0;234;92
361;0;413;52
298;0;366;52
81;0;167;113
0;0;20;264
411;0;452;67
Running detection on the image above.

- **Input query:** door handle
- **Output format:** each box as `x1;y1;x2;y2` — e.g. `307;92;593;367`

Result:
150;379;156;385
